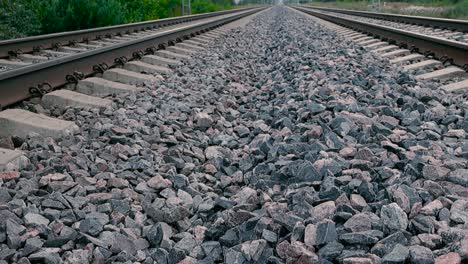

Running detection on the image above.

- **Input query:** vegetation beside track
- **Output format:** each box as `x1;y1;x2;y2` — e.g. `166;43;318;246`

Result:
0;0;238;40
305;0;468;20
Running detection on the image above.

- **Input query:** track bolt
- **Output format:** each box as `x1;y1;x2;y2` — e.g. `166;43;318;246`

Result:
93;63;109;74
114;56;128;66
132;51;144;60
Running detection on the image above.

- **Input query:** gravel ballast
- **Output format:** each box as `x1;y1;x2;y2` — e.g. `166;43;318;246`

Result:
0;6;467;264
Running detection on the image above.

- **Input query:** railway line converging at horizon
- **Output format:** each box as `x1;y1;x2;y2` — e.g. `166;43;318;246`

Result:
0;5;467;264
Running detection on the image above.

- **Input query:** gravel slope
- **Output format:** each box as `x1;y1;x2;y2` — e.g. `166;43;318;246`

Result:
1;6;467;264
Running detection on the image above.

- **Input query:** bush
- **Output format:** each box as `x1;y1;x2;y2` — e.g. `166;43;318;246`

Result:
192;0;234;14
192;0;218;13
40;0;127;34
0;0;42;39
124;0;181;22
441;0;468;19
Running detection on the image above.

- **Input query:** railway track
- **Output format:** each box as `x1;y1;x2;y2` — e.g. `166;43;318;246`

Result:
0;6;467;264
300;6;468;33
306;8;468;44
293;5;468;94
0;7;263;109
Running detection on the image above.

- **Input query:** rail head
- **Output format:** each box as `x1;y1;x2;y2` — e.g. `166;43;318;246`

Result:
298;5;468;33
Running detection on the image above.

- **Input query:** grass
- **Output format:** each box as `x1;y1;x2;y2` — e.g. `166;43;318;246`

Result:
306;1;468;20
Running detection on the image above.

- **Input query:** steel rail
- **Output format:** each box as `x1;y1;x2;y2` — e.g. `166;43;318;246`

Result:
0;7;256;58
0;8;263;108
299;5;468;32
293;6;468;68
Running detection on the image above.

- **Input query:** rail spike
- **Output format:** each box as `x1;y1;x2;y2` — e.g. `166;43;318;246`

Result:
132;51;144;60
114;56;128;66
145;47;157;55
8;49;22;58
409;45;419;53
66;71;85;84
29;83;53;98
424;50;435;58
93;63;109;74
32;46;43;53
440;56;453;65
52;43;62;51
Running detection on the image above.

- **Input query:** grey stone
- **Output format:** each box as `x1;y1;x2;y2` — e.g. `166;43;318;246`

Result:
339;230;384;245
318;241;344;260
202;241;222;262
371;232;408;257
234;126;250;137
240;239;267;262
315;219;338;245
421;165;449;180
175;235;196;254
409;245;434;264
110;233;136;255
382;244;409;264
381;203;408;232
283;160;322;182
24;213;50;226
146;224;164;247
23;237;44;256
79;212;108;236
224;248;247;264
262;229;278;243
29;249;61;264
448;169;468;187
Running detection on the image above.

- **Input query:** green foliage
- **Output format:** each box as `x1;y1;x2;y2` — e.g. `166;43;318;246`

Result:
125;0;169;22
0;0;236;40
40;0;127;33
440;0;468;19
192;0;218;13
0;0;42;39
193;0;234;14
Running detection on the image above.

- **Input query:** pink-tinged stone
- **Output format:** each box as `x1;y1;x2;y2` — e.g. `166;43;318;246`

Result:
340;147;357;158
39;173;67;187
421;200;444;215
0;171;20;180
87;193;113;203
435;252;461;264
350;194;368;210
204;163;218;174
